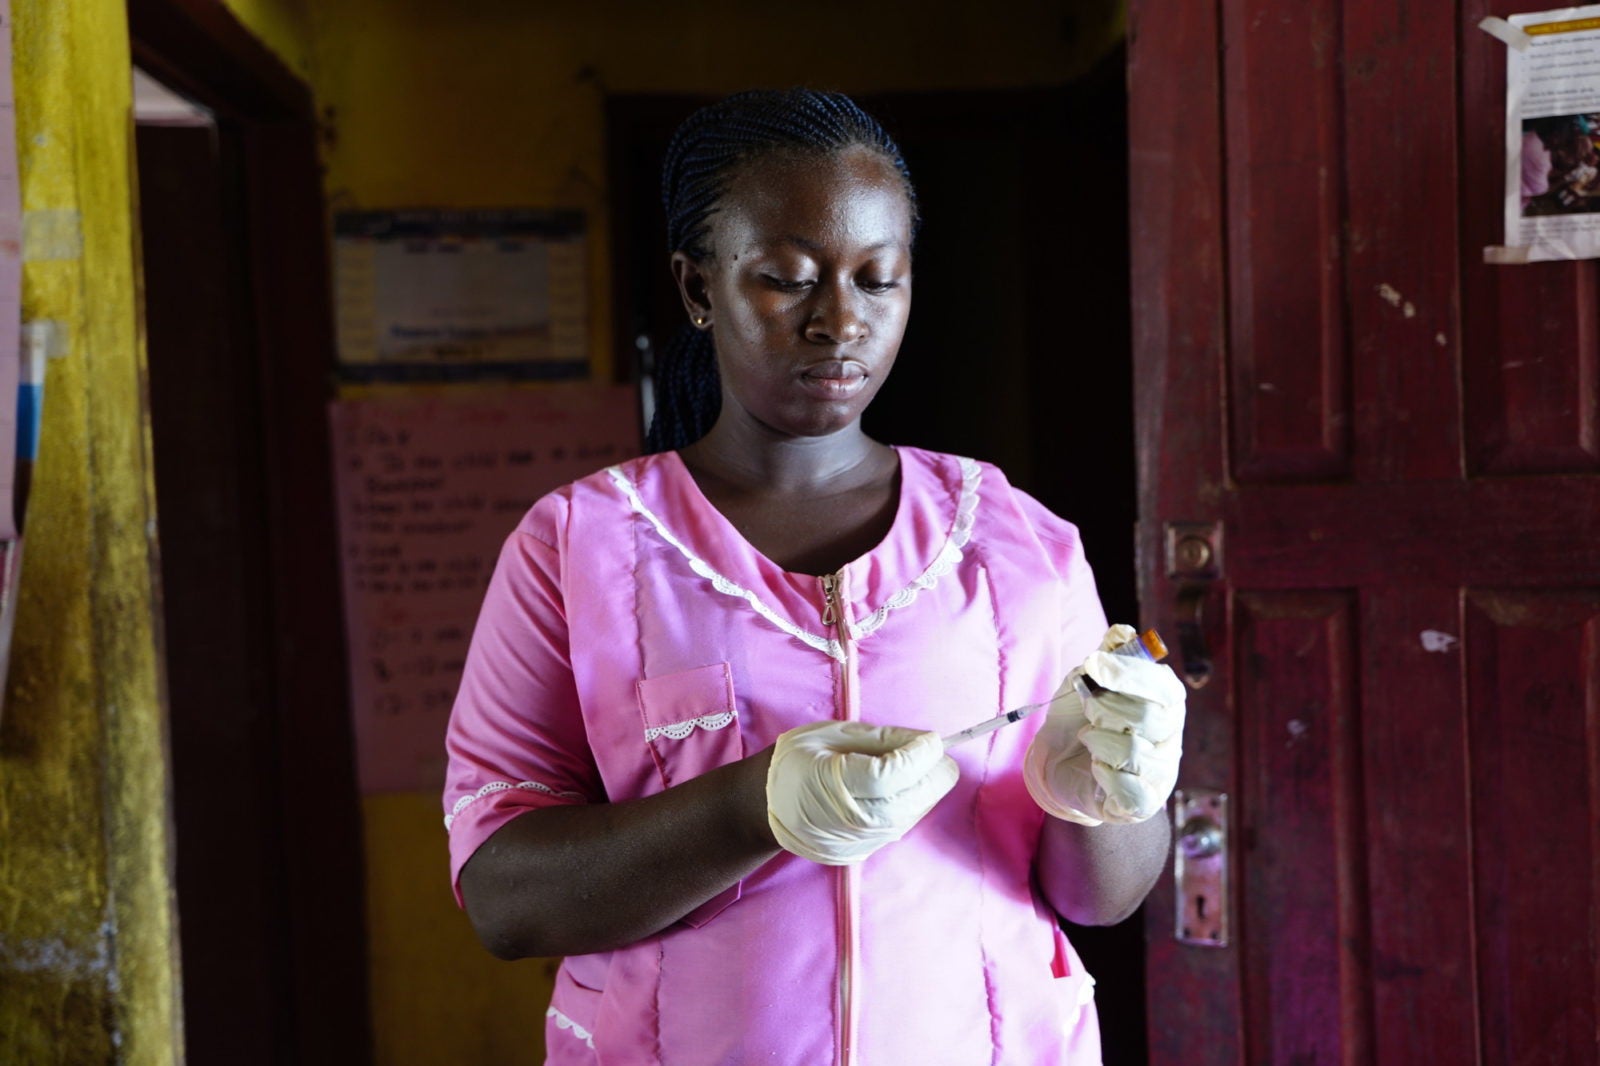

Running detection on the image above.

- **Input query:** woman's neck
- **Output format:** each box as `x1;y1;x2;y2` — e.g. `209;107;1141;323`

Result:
676;418;902;575
680;418;893;498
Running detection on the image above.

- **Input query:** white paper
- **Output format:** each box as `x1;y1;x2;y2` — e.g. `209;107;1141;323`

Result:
1498;6;1600;261
333;209;588;381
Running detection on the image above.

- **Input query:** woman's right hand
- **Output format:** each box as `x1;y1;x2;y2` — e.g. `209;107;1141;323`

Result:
766;721;959;865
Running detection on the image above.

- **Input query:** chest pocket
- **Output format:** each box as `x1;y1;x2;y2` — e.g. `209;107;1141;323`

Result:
636;661;745;788
636;661;746;927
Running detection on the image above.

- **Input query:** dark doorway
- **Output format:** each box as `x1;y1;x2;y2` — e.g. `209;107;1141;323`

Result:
606;54;1144;1063
128;2;370;1061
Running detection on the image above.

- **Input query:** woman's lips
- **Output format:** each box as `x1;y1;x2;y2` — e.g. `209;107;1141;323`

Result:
799;361;868;398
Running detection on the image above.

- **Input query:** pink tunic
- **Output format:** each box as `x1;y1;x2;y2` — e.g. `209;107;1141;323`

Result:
444;447;1109;1064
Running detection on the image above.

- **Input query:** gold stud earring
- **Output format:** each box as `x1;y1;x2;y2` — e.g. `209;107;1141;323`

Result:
693;314;708;327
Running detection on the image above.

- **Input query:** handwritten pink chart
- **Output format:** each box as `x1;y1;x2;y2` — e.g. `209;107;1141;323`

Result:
328;384;639;793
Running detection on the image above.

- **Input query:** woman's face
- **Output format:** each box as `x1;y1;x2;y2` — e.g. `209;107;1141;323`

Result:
680;146;915;441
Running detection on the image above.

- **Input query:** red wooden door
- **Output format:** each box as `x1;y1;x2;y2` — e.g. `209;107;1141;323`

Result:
1130;4;1600;1064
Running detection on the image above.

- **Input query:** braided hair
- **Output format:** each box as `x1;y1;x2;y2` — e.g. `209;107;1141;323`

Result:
645;88;918;453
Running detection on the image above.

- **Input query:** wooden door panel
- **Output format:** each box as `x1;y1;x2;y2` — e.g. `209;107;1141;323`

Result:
1467;263;1600;475
1343;4;1464;485
1361;588;1478;1062
1236;592;1368;1065
1466;593;1600;1066
1223;0;1350;483
1226;480;1600;588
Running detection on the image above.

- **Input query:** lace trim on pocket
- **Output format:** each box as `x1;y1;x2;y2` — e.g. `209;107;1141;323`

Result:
443;779;585;830
547;1006;596;1049
643;709;737;742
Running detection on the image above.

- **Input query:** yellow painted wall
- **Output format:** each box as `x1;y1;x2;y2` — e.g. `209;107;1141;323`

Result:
0;1;178;1063
220;0;314;82
311;0;1125;383
305;3;1124;1062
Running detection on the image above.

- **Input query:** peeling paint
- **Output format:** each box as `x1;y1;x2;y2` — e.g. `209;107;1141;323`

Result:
0;924;113;979
1377;282;1403;306
21;208;83;261
1420;629;1459;653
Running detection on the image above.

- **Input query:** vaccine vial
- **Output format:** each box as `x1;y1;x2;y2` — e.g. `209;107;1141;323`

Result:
1075;628;1168;700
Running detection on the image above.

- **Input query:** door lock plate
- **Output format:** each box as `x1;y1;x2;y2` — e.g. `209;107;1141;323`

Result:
1173;788;1229;947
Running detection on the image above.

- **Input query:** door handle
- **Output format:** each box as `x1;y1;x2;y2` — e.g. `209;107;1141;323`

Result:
1164;522;1222;689
1175;586;1212;688
1173;788;1229;947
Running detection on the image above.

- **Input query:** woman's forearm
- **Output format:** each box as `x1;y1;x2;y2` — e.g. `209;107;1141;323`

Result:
1036;812;1171;927
459;748;780;959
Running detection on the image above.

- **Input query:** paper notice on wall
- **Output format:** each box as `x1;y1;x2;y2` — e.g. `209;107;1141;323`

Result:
333;208;589;382
1492;6;1600;261
329;384;639;794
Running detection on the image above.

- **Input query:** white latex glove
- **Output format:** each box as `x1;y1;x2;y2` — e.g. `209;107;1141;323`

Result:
1023;625;1188;826
767;721;960;865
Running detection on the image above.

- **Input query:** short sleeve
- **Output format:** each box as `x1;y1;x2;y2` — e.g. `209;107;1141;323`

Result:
442;517;602;905
1012;488;1109;668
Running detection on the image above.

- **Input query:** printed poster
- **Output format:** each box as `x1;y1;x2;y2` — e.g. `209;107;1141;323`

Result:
334;208;589;382
1496;6;1600;261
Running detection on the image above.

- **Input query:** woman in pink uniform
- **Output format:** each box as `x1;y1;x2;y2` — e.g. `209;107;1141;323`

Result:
443;89;1186;1064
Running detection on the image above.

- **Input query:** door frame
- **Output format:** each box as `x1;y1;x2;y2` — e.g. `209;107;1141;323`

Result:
125;1;372;1060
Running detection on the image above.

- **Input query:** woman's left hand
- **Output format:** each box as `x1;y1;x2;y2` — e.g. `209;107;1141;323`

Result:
1023;632;1187;826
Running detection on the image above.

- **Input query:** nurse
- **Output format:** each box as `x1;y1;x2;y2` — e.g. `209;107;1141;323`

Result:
443;88;1185;1064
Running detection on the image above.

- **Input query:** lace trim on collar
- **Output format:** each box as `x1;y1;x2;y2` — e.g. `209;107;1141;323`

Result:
852;457;980;640
606;456;981;659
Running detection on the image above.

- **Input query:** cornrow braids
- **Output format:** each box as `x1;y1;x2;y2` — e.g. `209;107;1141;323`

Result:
645;88;918;454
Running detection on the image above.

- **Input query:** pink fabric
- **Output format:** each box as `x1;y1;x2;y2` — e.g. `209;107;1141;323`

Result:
444;447;1108;1064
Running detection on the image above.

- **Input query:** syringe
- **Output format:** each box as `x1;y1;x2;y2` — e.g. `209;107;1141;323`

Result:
941;628;1168;750
941;692;1073;749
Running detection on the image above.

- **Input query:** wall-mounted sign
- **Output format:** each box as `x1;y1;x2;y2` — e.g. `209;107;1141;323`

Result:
328;384;639;793
333;208;588;381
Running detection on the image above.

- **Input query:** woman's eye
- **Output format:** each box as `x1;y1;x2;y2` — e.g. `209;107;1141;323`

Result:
859;278;901;293
763;275;814;292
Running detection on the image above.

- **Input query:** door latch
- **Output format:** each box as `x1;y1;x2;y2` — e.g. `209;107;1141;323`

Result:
1163;521;1222;689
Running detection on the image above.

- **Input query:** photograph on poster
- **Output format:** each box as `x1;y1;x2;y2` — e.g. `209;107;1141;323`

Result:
1521;113;1600;213
1496;6;1600;260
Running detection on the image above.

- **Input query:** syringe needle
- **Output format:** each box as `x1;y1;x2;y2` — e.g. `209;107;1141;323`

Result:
942;691;1072;749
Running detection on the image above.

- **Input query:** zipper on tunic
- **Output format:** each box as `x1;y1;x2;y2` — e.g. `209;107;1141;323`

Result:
820;571;839;628
821;568;861;1066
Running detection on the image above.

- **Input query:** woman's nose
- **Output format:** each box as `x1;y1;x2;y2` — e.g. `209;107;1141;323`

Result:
804;283;866;344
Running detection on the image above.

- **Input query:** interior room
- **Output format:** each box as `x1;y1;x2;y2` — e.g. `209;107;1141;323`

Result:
3;1;1597;1064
